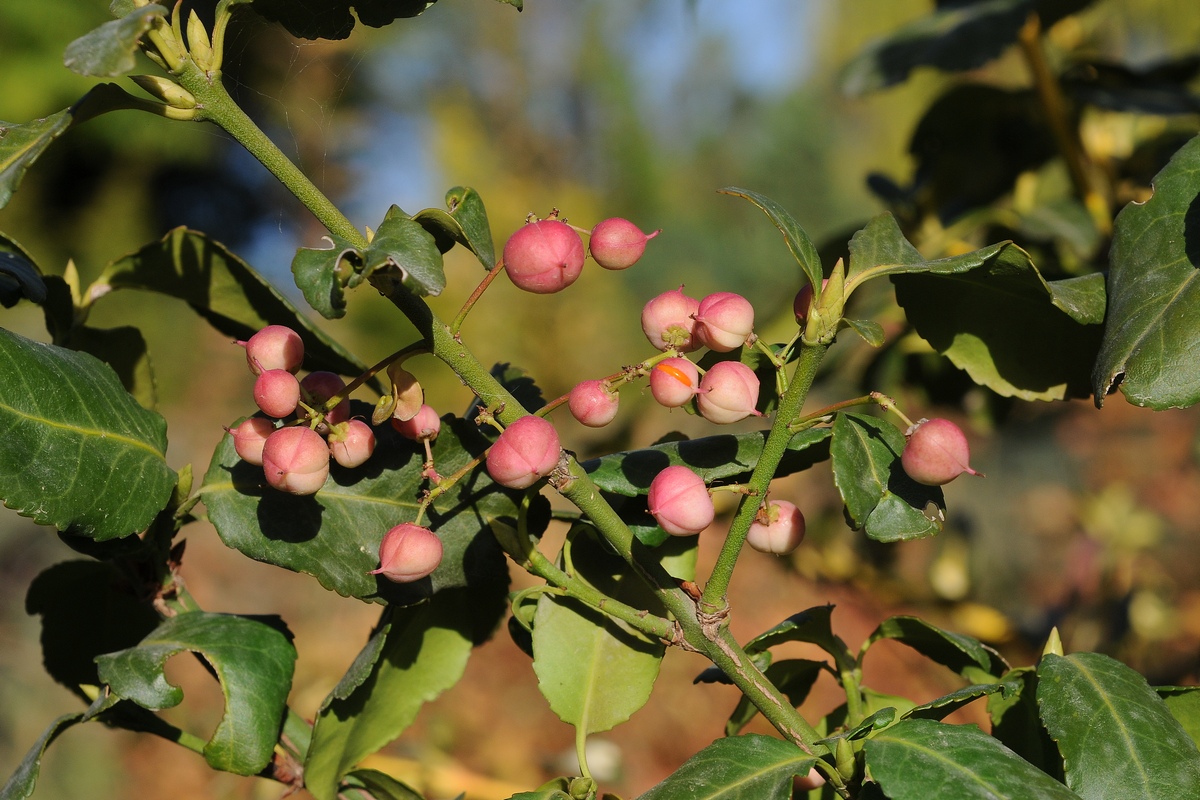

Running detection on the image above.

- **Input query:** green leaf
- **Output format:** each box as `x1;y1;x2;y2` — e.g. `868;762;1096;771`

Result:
842;318;885;347
830;413;945;542
742;605;855;672
532;528;665;735
1;712;85;800
63;5;167;76
95;227;375;386
339;768;425;800
638;734;816;800
864;719;1082;800
1094;133;1200;408
846;213;1104;400
989;668;1063;779
720;187;823;297
65;324;156;409
0;326;175;540
200;411;515;604
1038;652;1200;799
509;778;573;800
363;206;446;297
903;683;1008;722
863;616;1006;680
305;593;491;800
0;233;46;307
95;611;297;776
838;0;1096;96
1;113;70;210
292;233;360;319
25;561;162;696
1159;686;1200;751
411;186;497;269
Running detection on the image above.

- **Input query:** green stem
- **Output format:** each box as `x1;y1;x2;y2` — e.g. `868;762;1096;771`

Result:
700;342;827;611
176;64;365;247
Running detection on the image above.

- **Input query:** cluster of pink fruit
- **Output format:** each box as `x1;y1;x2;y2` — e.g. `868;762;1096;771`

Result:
227;325;375;495
502;215;659;293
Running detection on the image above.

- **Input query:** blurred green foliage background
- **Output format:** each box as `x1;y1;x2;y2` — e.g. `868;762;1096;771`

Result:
3;1;1200;797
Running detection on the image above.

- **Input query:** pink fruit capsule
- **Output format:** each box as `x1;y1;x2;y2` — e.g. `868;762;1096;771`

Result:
746;500;806;555
328;419;376;468
793;278;830;325
242;325;304;375
503;219;587;294
588;217;659;270
649;358;700;408
486;416;561;489
392;404;441;442
901;418;981;486
568;380;620;428
369;523;443;583
262;426;330;495
230;417;276;466
696;361;761;424
647;465;714;536
693;292;755;352
641;287;701;352
254;369;301;419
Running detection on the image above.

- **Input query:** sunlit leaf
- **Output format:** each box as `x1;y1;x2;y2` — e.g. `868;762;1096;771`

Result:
305;593;497;800
638;734;816;800
0;327;175;540
411;186;497;269
862;616;1007;680
1038;653;1200;799
532;528;665;735
1093;133;1200;409
363;206;445;297
63;5;167;76
96;612;296;776
864;719;1081;800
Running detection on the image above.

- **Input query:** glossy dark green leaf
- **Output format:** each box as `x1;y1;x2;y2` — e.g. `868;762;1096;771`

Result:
96;227;374;385
0;112;70;210
720;187;823;296
638;734;816;800
1094;133;1200;409
532;529;665;735
1159;686;1200;751
63;5;166;76
863;616;1006;680
0;238;45;307
843;318;885;347
742;605;855;672
865;719;1082;800
411;186;497;269
201;411;514;605
903;683;1007;721
292;233;359;319
339;768;425;800
306;592;494;800
724;659;825;736
1038;652;1200;799
839;0;1096;95
830;413;944;542
846;213;1105;400
0;326;175;540
95;612;296;776
65;325;156;409
25;561;162;696
363;206;445;297
989;667;1063;779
